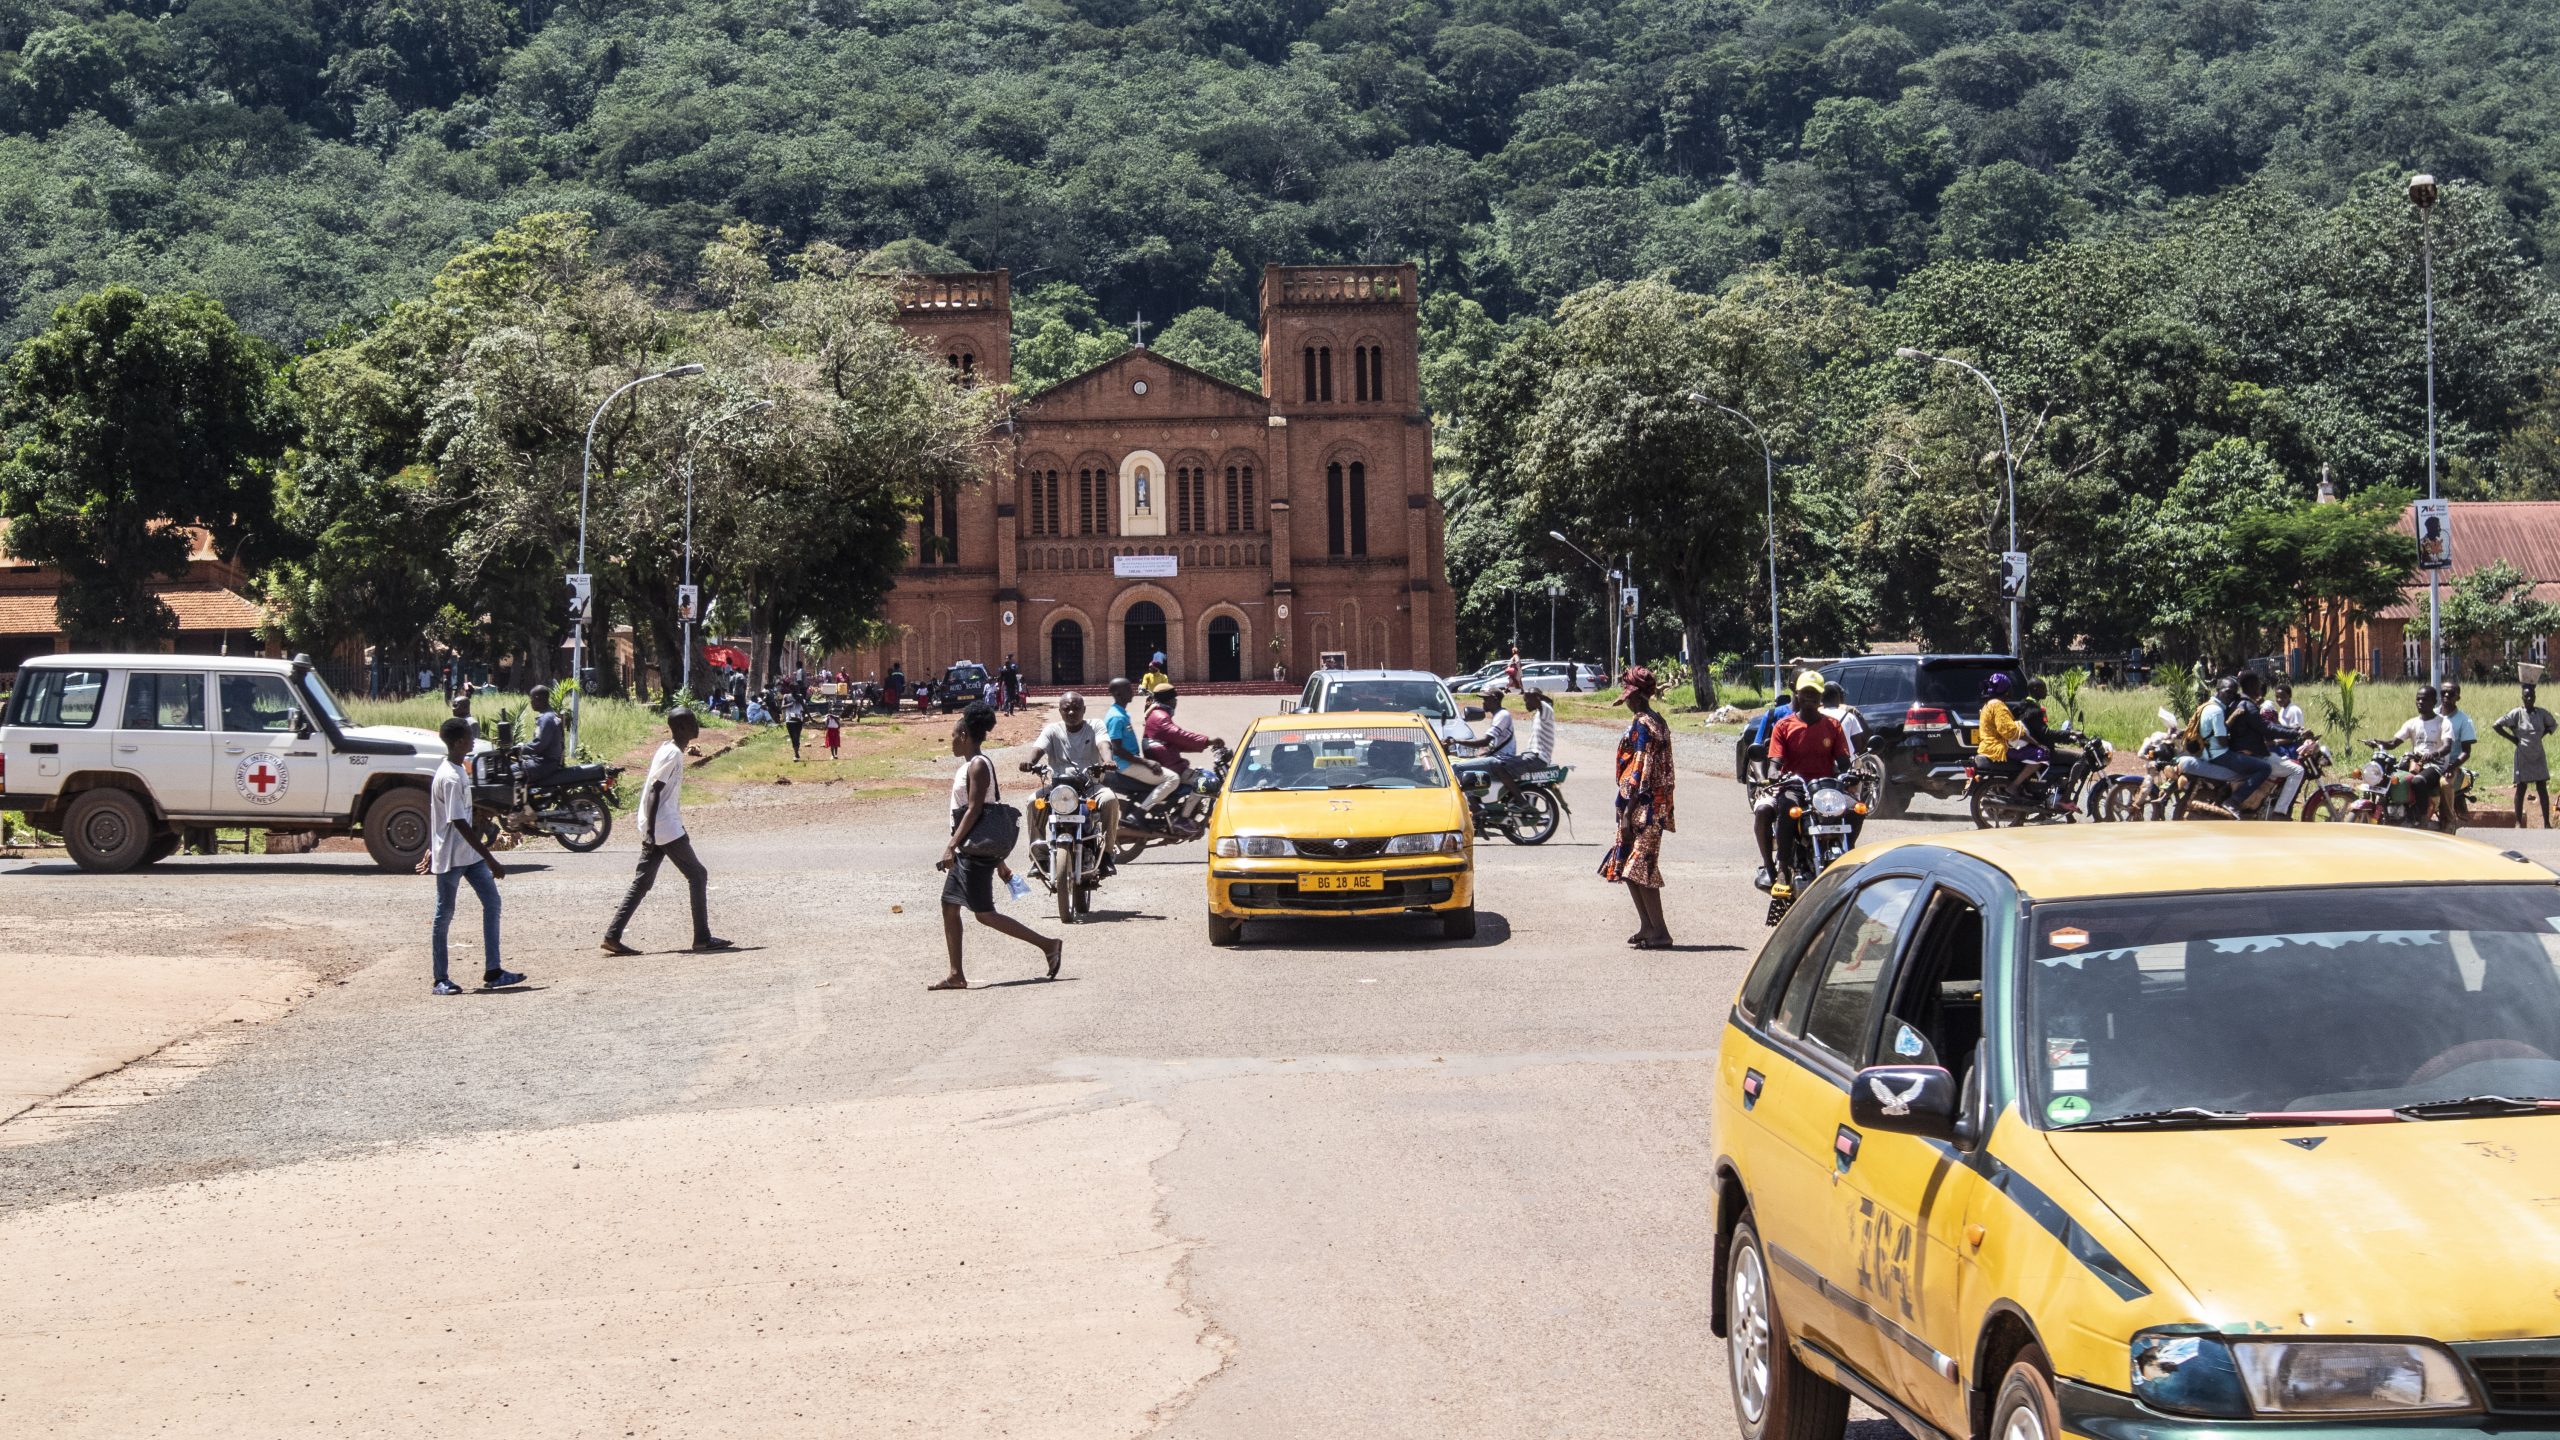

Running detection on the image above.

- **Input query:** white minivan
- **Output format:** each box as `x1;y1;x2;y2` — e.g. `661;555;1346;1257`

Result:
0;654;448;872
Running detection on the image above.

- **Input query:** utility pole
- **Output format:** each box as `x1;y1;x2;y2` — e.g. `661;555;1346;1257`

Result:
575;363;703;753
2412;173;2442;689
1895;349;2021;660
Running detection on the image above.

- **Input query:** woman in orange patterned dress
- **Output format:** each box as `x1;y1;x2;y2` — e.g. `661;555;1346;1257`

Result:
1603;666;1676;948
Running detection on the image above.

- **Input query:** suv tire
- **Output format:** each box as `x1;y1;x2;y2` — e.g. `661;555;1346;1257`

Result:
363;787;432;871
1872;777;1911;818
64;788;154;873
1726;1215;1850;1440
1989;1346;2062;1440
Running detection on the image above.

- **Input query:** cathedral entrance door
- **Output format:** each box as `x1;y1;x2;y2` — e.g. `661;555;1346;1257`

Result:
1207;616;1241;683
1123;602;1168;679
1049;620;1085;686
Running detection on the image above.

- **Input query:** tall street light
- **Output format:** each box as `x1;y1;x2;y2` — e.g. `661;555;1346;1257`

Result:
679;396;775;699
1895;347;2022;661
575;363;704;751
2412;172;2442;688
1691;393;1781;698
1549;529;1622;676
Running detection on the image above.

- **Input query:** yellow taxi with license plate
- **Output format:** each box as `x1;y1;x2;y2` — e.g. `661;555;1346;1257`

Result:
1204;712;1475;946
1710;823;2560;1440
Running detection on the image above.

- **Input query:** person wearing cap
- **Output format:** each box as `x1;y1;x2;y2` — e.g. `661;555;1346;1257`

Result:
1819;680;1864;755
1450;683;1521;798
601;707;733;955
1141;653;1172;695
1752;672;1852;888
1603;666;1677;948
1143;685;1221;775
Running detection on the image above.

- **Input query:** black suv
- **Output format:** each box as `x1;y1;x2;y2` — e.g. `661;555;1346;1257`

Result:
1763;653;2019;815
937;661;991;712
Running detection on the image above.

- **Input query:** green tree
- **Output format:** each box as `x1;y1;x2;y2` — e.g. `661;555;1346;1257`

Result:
0;287;287;644
2440;560;2560;680
1151;307;1261;391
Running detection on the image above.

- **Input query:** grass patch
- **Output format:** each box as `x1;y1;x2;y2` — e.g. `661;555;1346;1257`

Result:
345;689;671;769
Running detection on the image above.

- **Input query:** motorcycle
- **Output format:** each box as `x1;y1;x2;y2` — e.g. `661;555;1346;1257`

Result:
1964;734;2114;828
2345;740;2465;828
2177;734;2346;821
1460;761;1573;845
1027;762;1110;923
1111;746;1230;865
471;717;620;852
1753;773;1866;924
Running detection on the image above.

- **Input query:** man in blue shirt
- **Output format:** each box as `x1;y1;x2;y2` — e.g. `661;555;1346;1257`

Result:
1102;677;1180;810
2198;676;2272;802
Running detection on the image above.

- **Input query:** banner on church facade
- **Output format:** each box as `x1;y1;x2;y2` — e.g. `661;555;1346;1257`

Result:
1113;555;1179;579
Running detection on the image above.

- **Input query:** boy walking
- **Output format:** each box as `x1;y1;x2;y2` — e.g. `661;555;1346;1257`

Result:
423;716;523;995
601;709;733;955
823;709;843;760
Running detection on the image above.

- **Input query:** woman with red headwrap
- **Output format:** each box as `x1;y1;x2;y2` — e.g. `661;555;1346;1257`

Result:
1603;666;1676;947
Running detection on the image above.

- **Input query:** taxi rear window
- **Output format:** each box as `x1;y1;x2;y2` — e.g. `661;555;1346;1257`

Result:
8;668;107;727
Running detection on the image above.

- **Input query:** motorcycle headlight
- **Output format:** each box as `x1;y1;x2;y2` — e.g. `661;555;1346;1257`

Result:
1213;835;1288;858
2131;1331;2475;1419
1048;783;1081;809
1811;788;1855;818
1384;831;1463;854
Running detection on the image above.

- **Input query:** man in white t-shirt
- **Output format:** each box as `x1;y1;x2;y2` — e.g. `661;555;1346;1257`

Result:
602;708;732;954
422;716;521;995
1519;687;1557;765
1021;691;1122;869
1451;685;1521;798
1821;680;1867;755
2379;685;2455;826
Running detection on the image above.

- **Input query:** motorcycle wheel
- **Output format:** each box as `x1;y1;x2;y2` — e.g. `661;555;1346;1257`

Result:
2299;784;2352;822
2092;776;2143;822
1500;787;1562;845
1852;753;1888;811
1054;846;1079;925
1967;789;2002;829
553;795;612;852
1115;839;1148;866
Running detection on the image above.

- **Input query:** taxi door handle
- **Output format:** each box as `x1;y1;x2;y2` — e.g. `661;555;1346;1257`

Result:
1833;1124;1863;1173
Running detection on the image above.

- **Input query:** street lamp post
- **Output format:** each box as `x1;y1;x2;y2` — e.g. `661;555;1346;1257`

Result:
678;397;774;699
2412;173;2441;688
1547;582;1560;663
575;363;704;752
1549;530;1620;676
1691;394;1781;698
1894;348;2021;661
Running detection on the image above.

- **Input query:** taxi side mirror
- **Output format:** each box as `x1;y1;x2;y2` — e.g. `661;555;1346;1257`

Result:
1849;1065;1958;1143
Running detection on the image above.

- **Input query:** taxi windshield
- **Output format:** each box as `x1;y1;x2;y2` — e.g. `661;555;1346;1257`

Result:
1230;725;1449;791
1318;680;1453;720
2024;885;2560;1125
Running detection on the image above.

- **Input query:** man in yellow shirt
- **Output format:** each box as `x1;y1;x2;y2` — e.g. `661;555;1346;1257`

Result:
1973;671;2039;794
1140;652;1171;695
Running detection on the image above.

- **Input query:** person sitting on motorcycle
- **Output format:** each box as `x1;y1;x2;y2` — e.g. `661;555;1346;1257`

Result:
2377;685;2455;825
520;684;567;787
1101;678;1185;815
1520;687;1555;768
1021;690;1123;874
1974;672;2040;797
2196;676;2275;809
2234;671;2304;815
1752;673;1852;889
1449;684;1523;800
1819;681;1865;755
1143;686;1222;778
2013;677;2081;812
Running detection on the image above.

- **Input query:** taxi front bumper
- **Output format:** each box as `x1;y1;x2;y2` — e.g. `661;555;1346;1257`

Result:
2059;1378;2526;1440
1207;857;1473;919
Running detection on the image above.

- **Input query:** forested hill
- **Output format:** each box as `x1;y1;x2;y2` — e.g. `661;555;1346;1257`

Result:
5;0;2559;348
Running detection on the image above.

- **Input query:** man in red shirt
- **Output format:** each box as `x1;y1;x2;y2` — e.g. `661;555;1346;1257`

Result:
1143;686;1221;774
1753;673;1852;887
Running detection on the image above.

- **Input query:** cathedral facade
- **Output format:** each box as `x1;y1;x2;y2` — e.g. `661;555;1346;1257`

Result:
861;265;1457;687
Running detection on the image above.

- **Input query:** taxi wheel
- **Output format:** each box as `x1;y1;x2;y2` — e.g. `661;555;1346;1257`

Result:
1207;913;1243;947
1441;904;1478;940
1726;1216;1849;1440
1990;1347;2062;1440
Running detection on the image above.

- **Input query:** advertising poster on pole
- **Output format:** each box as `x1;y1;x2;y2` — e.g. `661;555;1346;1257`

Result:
2414;499;2452;571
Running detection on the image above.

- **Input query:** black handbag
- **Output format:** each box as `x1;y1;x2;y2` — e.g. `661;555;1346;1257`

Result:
954;758;1021;859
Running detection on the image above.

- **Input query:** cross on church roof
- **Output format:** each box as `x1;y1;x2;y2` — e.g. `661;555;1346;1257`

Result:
1131;313;1149;348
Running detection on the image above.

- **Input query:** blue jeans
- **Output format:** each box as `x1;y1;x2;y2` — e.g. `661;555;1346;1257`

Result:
2212;751;2274;797
433;858;502;983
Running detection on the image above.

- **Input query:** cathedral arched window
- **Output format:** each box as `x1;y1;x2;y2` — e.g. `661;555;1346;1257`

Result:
1224;465;1256;533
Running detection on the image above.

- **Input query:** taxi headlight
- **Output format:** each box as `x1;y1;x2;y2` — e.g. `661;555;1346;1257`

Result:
2132;1332;2475;1418
1212;835;1289;858
1384;831;1463;854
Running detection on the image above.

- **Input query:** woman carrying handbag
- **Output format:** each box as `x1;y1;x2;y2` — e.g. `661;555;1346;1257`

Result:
933;702;1063;990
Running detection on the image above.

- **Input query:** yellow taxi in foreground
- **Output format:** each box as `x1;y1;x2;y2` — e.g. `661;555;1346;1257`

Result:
1205;711;1474;946
1711;823;2560;1440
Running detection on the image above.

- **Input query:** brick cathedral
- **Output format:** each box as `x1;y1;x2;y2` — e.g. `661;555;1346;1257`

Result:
859;265;1458;687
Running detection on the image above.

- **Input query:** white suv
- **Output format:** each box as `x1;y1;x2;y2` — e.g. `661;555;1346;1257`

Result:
1290;668;1471;746
0;654;448;873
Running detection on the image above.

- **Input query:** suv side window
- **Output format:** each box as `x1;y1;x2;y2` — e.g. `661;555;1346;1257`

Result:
1783;876;1923;1066
1871;664;1916;705
218;674;302;733
8;668;106;727
122;673;207;731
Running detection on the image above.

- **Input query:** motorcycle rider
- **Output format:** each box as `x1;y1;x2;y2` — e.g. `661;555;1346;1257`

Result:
1101;677;1183;813
2233;671;2304;816
1819;680;1865;755
2198;676;2274;808
1449;684;1521;799
2377;685;2455;826
520;684;567;787
1974;672;2038;797
1143;685;1222;779
2012;677;2080;812
1021;691;1122;873
1753;673;1853;889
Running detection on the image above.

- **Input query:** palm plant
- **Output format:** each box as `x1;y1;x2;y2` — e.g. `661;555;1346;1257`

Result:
2318;670;2364;750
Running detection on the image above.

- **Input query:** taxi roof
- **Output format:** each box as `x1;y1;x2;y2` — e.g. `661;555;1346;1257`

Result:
1248;710;1442;732
1868;822;2552;900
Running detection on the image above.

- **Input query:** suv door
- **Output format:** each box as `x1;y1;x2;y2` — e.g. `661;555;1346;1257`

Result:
4;665;112;794
115;671;214;812
214;673;330;818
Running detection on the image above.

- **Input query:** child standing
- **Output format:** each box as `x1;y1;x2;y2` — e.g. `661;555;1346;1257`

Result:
823;709;843;760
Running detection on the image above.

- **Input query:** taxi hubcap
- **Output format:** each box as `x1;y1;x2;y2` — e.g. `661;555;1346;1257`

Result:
2003;1399;2047;1440
1729;1240;1772;1425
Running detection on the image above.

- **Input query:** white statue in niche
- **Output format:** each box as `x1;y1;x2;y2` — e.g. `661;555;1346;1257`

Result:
1134;466;1153;512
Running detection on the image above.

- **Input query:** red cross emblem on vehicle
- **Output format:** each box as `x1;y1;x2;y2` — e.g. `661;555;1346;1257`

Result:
235;753;290;805
247;765;278;794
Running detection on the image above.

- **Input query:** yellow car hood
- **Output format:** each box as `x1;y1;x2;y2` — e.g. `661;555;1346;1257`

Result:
1216;785;1466;839
2045;1120;2560;1340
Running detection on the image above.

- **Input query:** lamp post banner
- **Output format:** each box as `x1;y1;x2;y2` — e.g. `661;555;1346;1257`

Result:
2414;499;2451;571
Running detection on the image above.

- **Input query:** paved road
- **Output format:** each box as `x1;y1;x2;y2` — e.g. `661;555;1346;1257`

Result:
6;696;2547;1436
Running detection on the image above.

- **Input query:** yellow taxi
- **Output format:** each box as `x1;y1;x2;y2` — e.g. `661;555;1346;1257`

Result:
1204;711;1474;945
1711;823;2560;1440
